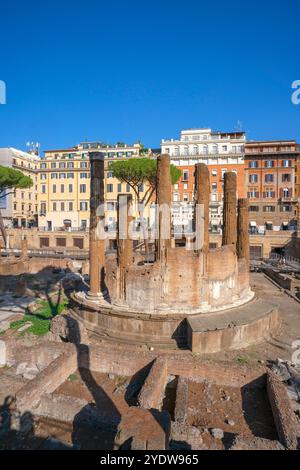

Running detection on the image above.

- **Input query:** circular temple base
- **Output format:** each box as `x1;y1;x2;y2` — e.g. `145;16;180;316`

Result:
70;292;280;352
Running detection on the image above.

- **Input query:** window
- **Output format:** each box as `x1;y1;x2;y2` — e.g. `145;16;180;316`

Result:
265;222;273;231
107;171;113;178
211;183;217;192
61;184;65;193
221;168;228;178
183;183;188;190
126;184;130;192
80;184;87;193
69;184;73;192
73;238;84;249
184;146;188;155
53;185;56;193
174;183;179;190
283;160;291;168
212;145;218;154
282;174;291;182
80;201;88;211
41;163;46;169
61;202;65;211
40;202;46;214
80;173;88;179
183;194;189;202
249;205;259;212
59;173;66;179
174;147;179;156
40;173;47;180
265;174;274;183
51;173;58;179
80;161;88;168
21;204;24;211
107;202;115;211
222;145;227;152
67;173;74;179
248;191;259;198
107;184;113;193
69;202;73;211
193;146;198;155
59;162;66;169
40;237;49;248
42;185;46;194
173;193;180;202
264;190;275;198
282;188;290;198
265;160;275;168
249;161;258;168
53;202;57;211
263;206;275;212
212;170;218;177
117;183;122;192
249;174;258;183
56;237;66;247
203;145;208;154
281;205;291;212
183;171;189;181
14;203;17;210
51;163;56;169
67;162;74;168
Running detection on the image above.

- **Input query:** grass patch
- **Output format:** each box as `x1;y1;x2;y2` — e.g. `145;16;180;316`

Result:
10;298;68;336
68;373;78;381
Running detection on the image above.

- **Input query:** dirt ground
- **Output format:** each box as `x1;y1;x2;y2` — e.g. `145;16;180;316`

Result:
200;272;300;366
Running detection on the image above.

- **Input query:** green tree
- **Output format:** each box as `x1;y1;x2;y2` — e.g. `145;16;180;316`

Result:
110;158;181;249
0;166;33;246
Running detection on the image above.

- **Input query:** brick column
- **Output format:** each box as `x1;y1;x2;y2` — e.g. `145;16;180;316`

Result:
222;172;237;248
156;154;171;262
117;194;133;300
195;163;210;251
87;152;108;300
237;198;250;264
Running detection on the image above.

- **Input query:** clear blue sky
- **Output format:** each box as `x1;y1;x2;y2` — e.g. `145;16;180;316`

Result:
0;0;300;154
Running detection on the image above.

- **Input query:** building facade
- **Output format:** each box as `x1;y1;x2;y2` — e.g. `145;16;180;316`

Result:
38;142;153;235
245;140;299;234
0;147;39;229
161;128;246;231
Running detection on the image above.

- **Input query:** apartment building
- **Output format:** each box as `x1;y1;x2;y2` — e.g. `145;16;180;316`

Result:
38;142;153;236
0;147;39;228
161;128;246;231
245;140;299;233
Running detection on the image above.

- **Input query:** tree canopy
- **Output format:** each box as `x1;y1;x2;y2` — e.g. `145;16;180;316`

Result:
0;165;33;197
109;158;181;206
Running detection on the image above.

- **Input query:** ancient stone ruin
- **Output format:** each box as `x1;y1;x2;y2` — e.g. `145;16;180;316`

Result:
71;153;279;352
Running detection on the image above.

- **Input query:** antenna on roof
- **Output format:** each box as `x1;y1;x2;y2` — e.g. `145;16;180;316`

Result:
234;120;243;132
26;141;40;156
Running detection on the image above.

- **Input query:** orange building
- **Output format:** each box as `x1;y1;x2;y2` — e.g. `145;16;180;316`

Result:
245;140;299;233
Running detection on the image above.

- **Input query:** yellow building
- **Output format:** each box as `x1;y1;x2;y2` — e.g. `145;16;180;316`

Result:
38;142;154;234
0;147;39;229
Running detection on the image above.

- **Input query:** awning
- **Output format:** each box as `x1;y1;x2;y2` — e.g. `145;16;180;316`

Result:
250;221;257;226
266;221;273;225
282;221;289;226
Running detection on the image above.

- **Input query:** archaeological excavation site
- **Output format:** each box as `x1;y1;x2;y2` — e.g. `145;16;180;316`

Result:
0;153;299;451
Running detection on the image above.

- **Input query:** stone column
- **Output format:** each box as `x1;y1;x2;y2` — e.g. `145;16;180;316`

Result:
21;235;28;258
222;172;237;248
194;163;210;251
87;152;108;301
117;194;133;300
237;198;250;264
156;154;171;262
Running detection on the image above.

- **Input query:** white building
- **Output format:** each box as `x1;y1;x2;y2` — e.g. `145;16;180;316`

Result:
161;128;246;232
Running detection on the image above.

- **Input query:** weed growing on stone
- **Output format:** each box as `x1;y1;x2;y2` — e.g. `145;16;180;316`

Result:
10;298;68;336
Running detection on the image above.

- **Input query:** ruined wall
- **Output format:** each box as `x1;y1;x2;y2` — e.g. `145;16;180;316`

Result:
105;244;248;313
